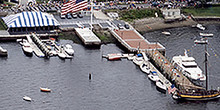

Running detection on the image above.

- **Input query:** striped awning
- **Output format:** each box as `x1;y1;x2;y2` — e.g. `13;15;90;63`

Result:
2;11;60;28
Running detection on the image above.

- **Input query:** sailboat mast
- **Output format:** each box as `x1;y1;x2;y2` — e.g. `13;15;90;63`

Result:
205;43;208;90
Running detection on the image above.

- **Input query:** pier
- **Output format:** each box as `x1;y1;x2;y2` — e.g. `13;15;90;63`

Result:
110;29;165;54
74;28;101;46
110;28;204;92
26;35;45;58
146;50;204;91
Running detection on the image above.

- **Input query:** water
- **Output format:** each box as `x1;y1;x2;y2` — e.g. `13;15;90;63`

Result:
0;24;220;110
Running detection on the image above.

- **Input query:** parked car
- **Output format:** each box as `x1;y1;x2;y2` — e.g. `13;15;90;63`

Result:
71;13;77;18
66;13;72;19
78;13;83;18
124;24;129;29
60;14;65;19
117;23;124;29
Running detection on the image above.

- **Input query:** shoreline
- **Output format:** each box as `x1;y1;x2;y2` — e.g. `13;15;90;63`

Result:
131;17;220;33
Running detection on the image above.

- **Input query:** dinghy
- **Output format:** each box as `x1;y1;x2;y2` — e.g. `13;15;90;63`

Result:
23;96;32;101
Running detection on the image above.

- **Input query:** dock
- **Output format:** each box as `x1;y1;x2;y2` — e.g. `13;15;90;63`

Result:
147;50;204;91
74;28;101;46
110;29;165;54
142;52;172;89
26;35;45;58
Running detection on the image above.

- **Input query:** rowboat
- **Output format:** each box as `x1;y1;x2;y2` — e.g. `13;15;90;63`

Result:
23;96;32;101
40;87;51;92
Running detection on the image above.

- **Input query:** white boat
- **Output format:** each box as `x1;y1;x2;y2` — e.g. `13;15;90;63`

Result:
199;33;213;37
140;63;151;74
148;74;160;83
40;87;51;92
133;54;144;66
58;52;66;59
23;96;32;101
102;53;122;60
0;46;8;57
156;80;167;93
162;31;171;35
21;39;33;56
64;44;74;56
196;24;205;30
194;38;208;44
172;49;206;81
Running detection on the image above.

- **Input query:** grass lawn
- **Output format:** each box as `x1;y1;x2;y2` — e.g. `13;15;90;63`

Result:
182;6;220;16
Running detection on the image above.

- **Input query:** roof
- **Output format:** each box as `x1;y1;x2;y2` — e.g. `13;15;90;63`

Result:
2;11;60;28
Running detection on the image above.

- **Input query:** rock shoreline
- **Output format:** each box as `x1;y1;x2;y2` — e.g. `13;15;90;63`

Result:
131;17;220;33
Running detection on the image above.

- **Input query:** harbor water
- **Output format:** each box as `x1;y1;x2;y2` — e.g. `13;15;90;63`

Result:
0;24;220;110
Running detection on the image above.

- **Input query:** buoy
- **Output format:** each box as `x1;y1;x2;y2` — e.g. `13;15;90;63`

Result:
89;73;92;80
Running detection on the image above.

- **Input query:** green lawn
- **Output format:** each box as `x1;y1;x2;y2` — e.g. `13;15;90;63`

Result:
182;6;220;16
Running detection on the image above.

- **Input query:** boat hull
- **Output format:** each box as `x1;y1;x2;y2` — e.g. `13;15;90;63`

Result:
22;47;33;56
40;88;51;92
0;51;7;57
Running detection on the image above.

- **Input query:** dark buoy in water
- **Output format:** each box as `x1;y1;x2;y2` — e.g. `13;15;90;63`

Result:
89;73;92;80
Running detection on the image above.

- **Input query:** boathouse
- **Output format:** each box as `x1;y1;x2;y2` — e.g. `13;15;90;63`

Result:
2;11;60;33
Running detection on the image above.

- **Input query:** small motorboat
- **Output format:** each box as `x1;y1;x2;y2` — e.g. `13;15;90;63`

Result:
162;31;171;35
194;38;208;44
40;87;51;92
58;52;66;59
64;44;74;56
21;39;33;56
0;46;8;57
148;74;160;83
139;63;151;74
133;54;144;66
156;80;167;93
23;96;32;101
199;33;213;37
103;53;122;61
196;24;205;30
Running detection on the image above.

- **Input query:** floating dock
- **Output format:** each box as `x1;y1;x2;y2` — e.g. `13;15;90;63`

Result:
75;28;101;46
110;29;165;54
26;35;45;58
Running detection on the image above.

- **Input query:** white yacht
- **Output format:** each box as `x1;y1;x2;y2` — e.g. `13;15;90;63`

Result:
172;50;206;81
64;44;74;56
21;39;33;56
133;54;144;66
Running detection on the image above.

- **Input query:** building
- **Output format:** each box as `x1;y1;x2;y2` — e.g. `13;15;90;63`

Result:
2;11;60;33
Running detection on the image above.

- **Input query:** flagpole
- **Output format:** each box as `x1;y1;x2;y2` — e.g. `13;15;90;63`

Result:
90;0;93;30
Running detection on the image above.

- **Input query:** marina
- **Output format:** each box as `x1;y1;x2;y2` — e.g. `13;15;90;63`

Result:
0;0;220;109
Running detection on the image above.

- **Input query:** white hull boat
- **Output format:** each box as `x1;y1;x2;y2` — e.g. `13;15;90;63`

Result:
58;52;66;59
20;39;33;56
194;39;208;44
23;96;32;101
199;33;213;37
64;44;74;56
0;46;8;57
40;87;51;92
162;31;171;35
148;74;160;83
156;80;167;93
196;24;205;30
172;49;206;81
133;56;144;66
140;63;151;74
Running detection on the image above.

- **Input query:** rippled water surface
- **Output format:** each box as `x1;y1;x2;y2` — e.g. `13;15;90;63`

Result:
0;24;220;110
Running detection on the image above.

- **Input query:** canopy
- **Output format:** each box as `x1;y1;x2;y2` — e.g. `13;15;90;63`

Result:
2;11;60;28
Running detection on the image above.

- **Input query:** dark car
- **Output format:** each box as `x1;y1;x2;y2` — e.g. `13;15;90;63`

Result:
124;24;129;29
77;13;83;18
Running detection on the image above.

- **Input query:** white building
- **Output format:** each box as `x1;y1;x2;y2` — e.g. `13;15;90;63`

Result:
160;9;181;20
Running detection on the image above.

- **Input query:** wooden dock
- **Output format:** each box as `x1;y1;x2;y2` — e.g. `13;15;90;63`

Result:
75;28;101;46
26;35;45;58
110;29;165;54
146;50;204;91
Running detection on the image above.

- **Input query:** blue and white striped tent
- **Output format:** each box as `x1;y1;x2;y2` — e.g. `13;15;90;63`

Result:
2;11;60;28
